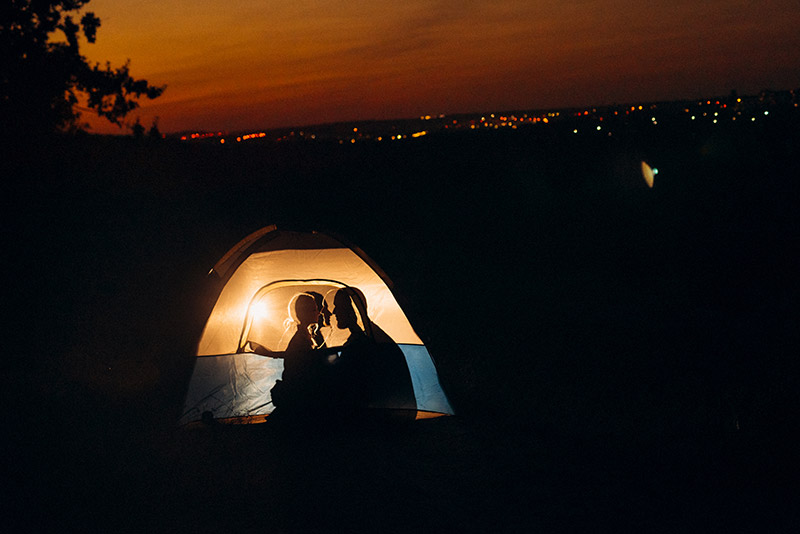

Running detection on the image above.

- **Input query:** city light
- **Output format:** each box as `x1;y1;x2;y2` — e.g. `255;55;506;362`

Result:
174;90;795;146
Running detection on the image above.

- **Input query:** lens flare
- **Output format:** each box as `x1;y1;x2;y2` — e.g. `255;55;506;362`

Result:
641;161;656;188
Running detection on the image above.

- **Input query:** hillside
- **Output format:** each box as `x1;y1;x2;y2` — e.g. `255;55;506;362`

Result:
5;111;800;531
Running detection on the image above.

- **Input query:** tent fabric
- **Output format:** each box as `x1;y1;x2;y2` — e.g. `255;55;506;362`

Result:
399;345;454;415
181;227;453;424
180;353;283;425
179;344;451;425
197;247;423;356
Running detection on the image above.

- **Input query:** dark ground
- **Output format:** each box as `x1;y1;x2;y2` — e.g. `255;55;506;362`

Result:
4;113;800;532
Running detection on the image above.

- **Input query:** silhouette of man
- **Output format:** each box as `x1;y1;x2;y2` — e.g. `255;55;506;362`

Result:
327;287;372;418
332;287;416;417
333;287;368;345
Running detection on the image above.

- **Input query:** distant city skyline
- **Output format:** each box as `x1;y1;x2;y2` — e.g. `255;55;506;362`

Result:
173;89;797;145
80;1;800;135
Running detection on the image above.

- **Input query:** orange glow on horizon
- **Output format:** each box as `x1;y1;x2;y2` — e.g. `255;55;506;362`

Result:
78;1;800;134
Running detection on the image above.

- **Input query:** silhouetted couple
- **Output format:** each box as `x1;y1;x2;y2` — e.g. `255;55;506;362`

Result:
285;291;330;353
270;287;370;427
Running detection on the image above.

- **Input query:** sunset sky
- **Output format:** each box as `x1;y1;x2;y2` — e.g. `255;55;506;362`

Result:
79;0;800;134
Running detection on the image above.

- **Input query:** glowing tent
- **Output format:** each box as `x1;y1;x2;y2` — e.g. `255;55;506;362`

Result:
180;226;454;425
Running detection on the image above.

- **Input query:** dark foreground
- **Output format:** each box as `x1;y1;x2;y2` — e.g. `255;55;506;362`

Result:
5;114;800;532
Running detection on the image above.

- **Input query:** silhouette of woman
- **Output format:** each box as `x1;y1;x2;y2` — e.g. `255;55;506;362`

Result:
306;291;332;349
285;293;320;352
270;293;324;416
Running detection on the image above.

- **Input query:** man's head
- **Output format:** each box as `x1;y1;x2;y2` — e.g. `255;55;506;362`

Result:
333;287;367;331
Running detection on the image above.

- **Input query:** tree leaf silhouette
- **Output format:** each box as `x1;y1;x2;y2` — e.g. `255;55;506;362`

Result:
1;0;165;136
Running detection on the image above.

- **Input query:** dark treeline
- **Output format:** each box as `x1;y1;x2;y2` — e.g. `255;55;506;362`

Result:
6;110;800;531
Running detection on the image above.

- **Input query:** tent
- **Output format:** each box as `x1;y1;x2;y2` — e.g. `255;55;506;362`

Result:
180;225;454;425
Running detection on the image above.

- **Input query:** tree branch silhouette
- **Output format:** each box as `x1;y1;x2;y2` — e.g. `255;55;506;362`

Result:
1;0;165;136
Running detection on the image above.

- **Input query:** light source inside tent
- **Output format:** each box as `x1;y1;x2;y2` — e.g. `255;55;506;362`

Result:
250;300;271;321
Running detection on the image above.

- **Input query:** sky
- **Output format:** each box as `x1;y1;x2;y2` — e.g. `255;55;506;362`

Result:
79;0;800;134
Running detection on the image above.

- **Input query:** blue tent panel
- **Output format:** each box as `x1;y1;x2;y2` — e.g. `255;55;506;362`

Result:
180;354;283;425
180;344;453;425
400;344;454;415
